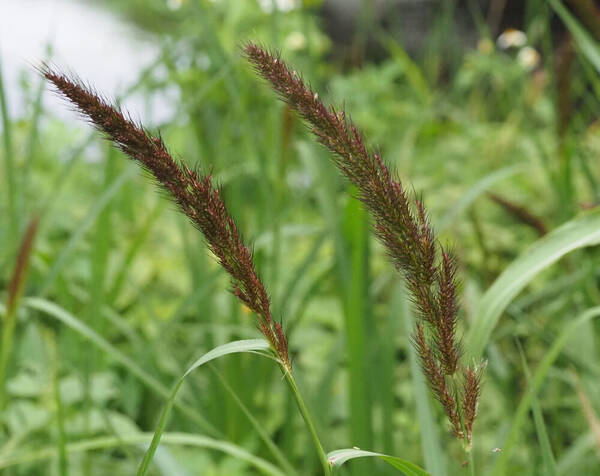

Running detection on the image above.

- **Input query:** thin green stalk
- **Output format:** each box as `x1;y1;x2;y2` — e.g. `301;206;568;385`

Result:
0;56;16;243
0;305;17;412
1;433;285;476
341;191;373;475
468;448;475;476
284;371;331;476
0;217;39;411
211;366;297;476
21;48;51;200
43;329;68;476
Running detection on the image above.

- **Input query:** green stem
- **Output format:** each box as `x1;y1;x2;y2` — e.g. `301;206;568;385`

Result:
0;306;17;411
284;371;331;476
0;56;16;243
467;445;475;476
212;367;298;476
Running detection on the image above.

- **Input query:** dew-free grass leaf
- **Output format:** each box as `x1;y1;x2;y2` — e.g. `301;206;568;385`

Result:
137;338;272;476
549;0;600;74
327;448;431;476
438;164;527;231
23;297;217;435
467;210;600;359
492;306;600;475
211;367;297;476
0;432;285;476
518;345;558;476
0;217;39;410
39;164;137;295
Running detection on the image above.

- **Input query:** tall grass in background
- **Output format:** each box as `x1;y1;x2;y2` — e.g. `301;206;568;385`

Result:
2;0;600;474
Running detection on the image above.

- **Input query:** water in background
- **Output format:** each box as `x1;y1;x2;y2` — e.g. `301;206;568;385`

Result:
1;0;173;123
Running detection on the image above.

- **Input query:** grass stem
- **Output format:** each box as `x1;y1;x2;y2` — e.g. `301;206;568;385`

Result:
284;371;331;476
0;57;16;243
467;444;475;476
0;217;39;411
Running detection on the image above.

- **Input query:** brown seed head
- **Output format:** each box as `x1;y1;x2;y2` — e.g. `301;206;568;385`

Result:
43;67;291;371
245;42;482;440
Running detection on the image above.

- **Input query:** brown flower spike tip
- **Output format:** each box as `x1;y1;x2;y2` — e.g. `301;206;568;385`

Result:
244;42;484;444
43;67;290;372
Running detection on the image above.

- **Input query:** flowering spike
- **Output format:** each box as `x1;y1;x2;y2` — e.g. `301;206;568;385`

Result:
462;363;485;445
414;325;463;438
43;67;291;371
245;43;482;441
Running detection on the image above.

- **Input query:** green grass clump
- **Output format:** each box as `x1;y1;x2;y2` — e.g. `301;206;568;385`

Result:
3;1;600;474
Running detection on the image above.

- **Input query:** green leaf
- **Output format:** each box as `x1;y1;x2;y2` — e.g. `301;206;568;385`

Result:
23;297;218;436
137;339;272;476
327;448;431;476
340;188;373;466
39;164;137;295
517;344;558;476
549;0;600;73
212;368;298;476
0;432;285;476
439;164;527;231
492;306;600;475
467;211;600;359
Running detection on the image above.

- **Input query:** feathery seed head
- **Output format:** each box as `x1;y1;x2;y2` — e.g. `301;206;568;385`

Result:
43;66;291;372
245;42;483;442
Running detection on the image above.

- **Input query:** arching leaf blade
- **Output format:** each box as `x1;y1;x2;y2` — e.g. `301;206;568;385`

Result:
327;448;431;476
492;307;600;475
467;211;600;359
137;339;272;476
0;432;285;476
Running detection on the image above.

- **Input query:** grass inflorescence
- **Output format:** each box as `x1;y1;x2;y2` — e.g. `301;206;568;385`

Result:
244;42;484;445
43;67;292;373
3;2;600;474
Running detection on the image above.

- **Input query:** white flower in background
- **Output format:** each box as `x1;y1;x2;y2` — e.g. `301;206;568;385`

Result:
517;46;540;71
497;28;527;50
286;31;307;51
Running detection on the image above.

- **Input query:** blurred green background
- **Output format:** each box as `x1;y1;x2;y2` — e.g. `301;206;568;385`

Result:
2;0;600;474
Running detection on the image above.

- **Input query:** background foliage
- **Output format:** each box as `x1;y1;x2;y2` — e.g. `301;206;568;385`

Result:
2;0;600;474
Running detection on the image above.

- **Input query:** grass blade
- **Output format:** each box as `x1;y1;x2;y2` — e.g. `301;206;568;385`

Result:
39;164;137;295
0;216;39;411
327;448;431;476
572;372;600;457
0;432;285;476
22;297;218;436
549;0;600;73
42;329;68;476
556;432;597;474
341;189;373;467
517;344;558;476
107;202;164;302
283;371;332;476
0;55;16;242
492;306;600;475
211;367;298;476
467;210;600;359
21;50;51;199
438;164;527;231
136;339;272;476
